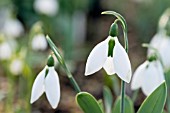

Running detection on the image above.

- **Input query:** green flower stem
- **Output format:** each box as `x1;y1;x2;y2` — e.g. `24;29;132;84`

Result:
102;11;129;113
46;36;81;93
121;81;125;113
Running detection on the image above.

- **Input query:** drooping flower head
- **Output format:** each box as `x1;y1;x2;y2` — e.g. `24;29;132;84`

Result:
148;8;170;70
34;0;59;16
148;32;170;70
131;55;165;96
3;18;24;38
30;22;47;51
85;22;132;83
30;55;60;109
31;34;47;51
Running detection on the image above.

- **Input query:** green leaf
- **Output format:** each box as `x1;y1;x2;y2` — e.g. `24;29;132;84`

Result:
76;92;103;113
112;95;134;113
98;99;104;112
137;82;167;113
103;86;113;113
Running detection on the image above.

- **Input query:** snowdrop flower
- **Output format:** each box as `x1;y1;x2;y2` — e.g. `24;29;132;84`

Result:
0;42;12;60
31;34;47;51
30;55;60;109
148;32;170;69
131;59;165;96
10;58;23;75
85;23;132;83
3;19;24;38
34;0;59;16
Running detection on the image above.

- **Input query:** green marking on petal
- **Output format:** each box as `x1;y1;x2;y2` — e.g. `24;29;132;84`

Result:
45;68;49;78
108;38;115;57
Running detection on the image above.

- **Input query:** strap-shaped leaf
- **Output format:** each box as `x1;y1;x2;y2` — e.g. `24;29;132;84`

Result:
76;92;103;113
137;82;167;113
103;86;113;113
112;95;134;113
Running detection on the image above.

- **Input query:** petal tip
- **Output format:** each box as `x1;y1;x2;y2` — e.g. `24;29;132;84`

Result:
51;104;58;109
30;98;35;104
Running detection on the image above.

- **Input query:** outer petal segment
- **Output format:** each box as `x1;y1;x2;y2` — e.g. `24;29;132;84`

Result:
131;61;148;90
113;37;132;83
85;38;109;75
30;66;46;103
142;61;165;96
45;67;60;109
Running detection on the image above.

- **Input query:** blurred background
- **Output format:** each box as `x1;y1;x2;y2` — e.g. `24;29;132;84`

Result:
0;0;170;113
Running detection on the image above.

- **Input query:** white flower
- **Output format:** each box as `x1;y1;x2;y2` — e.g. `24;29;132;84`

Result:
148;32;170;69
10;59;23;75
31;34;47;51
0;42;12;60
85;36;132;83
3;19;24;38
131;60;165;96
30;66;60;109
34;0;59;16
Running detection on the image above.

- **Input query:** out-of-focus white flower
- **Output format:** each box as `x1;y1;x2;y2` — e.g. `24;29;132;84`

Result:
31;34;47;51
85;36;132;83
148;32;170;69
3;19;24;38
0;42;12;60
30;56;60;109
34;0;59;16
131;60;165;96
10;59;23;75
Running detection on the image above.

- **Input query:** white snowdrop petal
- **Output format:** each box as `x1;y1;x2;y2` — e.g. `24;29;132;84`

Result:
85;38;108;75
103;57;115;75
158;38;170;68
131;61;148;90
45;67;60;109
10;59;23;75
30;67;46;103
32;34;47;51
3;19;24;38
34;0;58;16
142;61;165;96
0;42;12;60
113;38;132;83
148;33;163;55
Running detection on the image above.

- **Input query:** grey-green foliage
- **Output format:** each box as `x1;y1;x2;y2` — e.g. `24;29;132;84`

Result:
76;92;103;113
112;95;134;113
137;82;167;113
103;86;113;113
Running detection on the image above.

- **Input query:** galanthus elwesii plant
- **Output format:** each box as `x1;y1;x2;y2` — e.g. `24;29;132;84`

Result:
30;11;167;113
30;55;60;109
131;55;165;96
85;23;132;83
